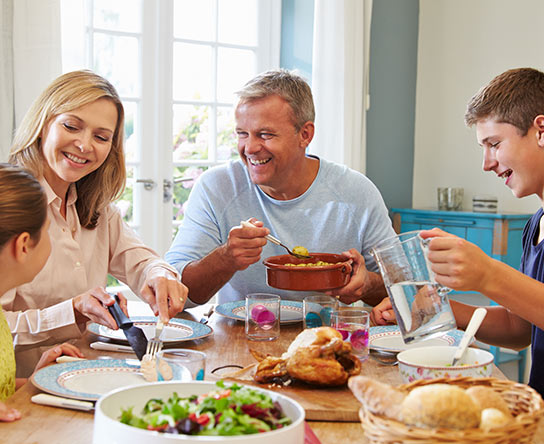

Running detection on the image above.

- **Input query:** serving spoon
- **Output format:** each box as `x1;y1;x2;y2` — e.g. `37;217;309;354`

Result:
451;307;487;366
241;220;310;259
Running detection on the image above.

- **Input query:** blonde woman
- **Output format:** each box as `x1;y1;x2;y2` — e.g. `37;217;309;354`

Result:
0;164;82;422
5;70;188;376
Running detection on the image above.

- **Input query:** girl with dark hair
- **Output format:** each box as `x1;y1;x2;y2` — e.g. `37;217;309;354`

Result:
0;163;82;422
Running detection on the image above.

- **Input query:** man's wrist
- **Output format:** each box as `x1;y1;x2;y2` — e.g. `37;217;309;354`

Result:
214;244;239;273
360;272;387;306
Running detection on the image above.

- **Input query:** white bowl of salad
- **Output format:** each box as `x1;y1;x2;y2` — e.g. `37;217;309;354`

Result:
92;380;305;443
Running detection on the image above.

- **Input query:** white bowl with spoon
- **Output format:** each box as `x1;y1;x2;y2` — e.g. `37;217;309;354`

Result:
397;308;492;382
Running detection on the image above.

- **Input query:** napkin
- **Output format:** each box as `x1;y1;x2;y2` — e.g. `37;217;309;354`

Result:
304;422;322;444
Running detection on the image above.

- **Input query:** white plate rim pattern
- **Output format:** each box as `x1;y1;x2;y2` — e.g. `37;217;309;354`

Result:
30;359;190;401
86;316;213;344
368;325;464;353
215;300;303;324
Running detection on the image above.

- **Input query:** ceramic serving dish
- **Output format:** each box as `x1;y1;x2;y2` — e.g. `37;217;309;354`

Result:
397;345;494;383
263;253;352;291
93;381;305;444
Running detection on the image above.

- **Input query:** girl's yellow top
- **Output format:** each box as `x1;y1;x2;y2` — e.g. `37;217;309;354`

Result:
0;307;16;400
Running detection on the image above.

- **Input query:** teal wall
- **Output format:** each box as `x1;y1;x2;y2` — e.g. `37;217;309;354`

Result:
281;0;419;211
280;0;314;81
365;0;419;211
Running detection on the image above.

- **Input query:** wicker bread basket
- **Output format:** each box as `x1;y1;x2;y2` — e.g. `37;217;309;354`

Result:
359;377;544;444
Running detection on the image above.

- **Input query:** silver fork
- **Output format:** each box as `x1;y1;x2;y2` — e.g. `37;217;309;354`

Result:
145;319;165;358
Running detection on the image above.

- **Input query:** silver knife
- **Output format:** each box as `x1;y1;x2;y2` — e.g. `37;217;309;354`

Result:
199;305;215;324
31;394;94;411
90;342;135;353
107;295;148;360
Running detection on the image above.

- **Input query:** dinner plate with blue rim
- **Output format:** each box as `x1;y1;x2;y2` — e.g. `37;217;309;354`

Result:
31;359;191;401
215;300;303;324
87;316;213;344
369;325;466;354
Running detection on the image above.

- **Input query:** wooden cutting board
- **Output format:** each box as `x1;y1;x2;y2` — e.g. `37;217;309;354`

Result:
199;310;402;423
219;375;361;422
216;356;406;422
269;383;361;422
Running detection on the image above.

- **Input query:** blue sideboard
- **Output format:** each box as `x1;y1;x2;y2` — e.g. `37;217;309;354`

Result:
391;208;532;382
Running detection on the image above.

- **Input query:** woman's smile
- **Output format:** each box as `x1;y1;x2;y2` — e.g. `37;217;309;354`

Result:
40;98;118;198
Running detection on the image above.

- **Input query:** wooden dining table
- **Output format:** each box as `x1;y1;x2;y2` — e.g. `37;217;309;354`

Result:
3;301;544;443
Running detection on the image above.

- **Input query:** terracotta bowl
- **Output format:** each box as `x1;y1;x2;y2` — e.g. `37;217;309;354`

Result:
263;253;352;291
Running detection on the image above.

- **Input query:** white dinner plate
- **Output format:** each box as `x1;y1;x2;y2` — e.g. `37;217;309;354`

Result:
31;359;190;401
87;316;212;344
369;325;465;353
215;300;303;324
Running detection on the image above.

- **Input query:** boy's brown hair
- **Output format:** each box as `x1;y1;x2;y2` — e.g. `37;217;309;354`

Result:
465;67;544;135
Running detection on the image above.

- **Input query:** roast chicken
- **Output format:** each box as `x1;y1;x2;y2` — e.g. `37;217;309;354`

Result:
251;326;361;386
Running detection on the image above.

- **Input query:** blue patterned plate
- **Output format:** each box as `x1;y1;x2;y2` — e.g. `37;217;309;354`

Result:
31;359;190;401
87;316;213;344
216;300;303;324
369;325;465;353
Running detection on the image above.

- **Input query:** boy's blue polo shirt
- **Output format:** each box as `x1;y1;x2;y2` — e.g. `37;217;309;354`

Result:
520;207;544;396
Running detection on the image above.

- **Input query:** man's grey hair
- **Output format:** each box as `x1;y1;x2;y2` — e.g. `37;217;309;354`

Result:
235;69;315;131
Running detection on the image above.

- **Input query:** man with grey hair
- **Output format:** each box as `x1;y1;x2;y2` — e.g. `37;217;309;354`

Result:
166;69;395;306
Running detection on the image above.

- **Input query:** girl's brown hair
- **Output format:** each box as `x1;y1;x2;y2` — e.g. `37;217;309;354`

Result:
9;70;126;229
0;163;47;248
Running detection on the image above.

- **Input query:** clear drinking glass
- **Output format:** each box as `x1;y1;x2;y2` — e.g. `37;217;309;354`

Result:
303;294;339;328
245;293;280;341
330;308;370;362
157;349;206;380
371;230;456;344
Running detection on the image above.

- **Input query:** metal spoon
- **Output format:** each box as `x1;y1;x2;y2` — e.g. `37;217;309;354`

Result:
369;349;398;366
241;220;310;259
451;307;487;366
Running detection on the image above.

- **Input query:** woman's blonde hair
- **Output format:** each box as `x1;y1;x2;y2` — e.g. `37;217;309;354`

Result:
9;70;126;229
0;163;47;248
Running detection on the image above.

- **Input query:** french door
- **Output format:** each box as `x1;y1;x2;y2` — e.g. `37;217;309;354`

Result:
61;0;281;255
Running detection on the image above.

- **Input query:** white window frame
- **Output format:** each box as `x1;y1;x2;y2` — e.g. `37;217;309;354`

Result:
61;0;281;255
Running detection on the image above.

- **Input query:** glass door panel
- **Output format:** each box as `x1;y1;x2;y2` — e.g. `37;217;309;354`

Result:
173;0;214;40
173;44;213;102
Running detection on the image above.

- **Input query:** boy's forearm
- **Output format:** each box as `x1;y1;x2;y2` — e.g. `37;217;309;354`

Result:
450;299;531;350
478;259;544;330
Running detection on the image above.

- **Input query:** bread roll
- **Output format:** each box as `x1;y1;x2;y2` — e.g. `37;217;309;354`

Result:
480;408;513;431
348;376;405;421
401;384;480;429
466;386;512;418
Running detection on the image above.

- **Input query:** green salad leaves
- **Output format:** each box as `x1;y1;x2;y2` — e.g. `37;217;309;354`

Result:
119;381;292;436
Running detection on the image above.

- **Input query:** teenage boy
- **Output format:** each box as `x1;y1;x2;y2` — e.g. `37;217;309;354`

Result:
372;67;544;396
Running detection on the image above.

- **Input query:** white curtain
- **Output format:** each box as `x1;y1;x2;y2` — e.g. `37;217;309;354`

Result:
0;0;62;162
13;0;62;124
311;0;372;173
0;0;13;161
